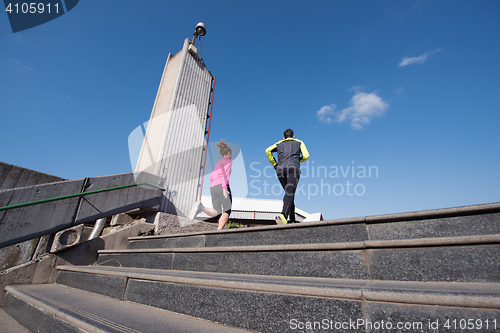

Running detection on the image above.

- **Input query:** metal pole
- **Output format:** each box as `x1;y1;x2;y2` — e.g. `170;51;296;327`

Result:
88;218;106;240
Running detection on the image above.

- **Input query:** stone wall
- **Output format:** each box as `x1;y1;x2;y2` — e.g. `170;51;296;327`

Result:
0;162;65;190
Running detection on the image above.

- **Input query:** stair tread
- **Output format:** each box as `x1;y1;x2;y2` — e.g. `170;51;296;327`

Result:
5;284;253;333
102;234;500;254
129;201;500;242
0;309;30;333
57;265;500;309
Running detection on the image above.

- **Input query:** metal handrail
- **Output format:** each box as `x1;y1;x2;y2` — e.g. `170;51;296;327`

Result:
0;182;165;212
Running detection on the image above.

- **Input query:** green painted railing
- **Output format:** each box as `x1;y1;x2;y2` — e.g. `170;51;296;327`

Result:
0;182;165;212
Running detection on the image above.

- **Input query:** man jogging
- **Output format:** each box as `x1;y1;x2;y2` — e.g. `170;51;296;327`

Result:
265;129;309;224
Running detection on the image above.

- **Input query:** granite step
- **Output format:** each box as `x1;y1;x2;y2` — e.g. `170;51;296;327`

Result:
127;203;500;250
96;236;500;283
3;283;254;333
0;309;30;333
52;265;500;333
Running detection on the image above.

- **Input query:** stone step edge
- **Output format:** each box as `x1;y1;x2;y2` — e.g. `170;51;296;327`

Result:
0;309;29;333
57;265;500;310
4;285;119;333
105;234;500;254
129;202;500;241
4;284;252;333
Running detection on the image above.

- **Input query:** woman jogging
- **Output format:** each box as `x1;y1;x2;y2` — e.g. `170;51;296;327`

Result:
188;140;232;229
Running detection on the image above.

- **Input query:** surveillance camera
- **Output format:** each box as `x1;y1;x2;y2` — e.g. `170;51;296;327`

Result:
195;22;206;36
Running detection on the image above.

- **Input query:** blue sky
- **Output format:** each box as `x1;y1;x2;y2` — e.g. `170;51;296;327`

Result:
2;0;499;220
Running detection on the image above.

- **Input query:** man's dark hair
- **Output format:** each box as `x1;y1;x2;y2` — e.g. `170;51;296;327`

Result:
283;129;294;139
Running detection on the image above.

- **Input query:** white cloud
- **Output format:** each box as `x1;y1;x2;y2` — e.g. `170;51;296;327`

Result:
10;59;33;73
395;86;405;95
57;95;71;101
14;34;27;44
316;88;389;130
316;104;336;124
398;48;441;67
412;0;422;11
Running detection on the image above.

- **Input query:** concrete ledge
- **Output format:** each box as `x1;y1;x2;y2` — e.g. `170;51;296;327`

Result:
0;162;65;191
0;254;63;306
114;242;367;253
0;222;154;305
96;249;370;279
56;265;500;310
102;234;500;254
0;172;164;248
125;278;362;333
363;280;500;310
0;308;29;332
365;202;500;223
365;234;500;248
95;240;500;282
127;216;368;241
57;265;365;300
55;270;127;299
4;285;100;333
127;203;500;251
4;284;249;333
128;201;500;243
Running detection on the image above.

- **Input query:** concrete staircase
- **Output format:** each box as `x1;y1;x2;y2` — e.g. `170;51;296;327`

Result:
3;203;500;332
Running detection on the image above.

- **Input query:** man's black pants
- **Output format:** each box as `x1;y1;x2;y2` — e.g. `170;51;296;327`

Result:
277;167;300;222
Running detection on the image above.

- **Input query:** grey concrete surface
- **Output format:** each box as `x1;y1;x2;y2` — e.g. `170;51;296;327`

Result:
75;172;164;224
369;243;500;283
56;265;367;300
0;162;65;191
135;39;213;218
56;265;500;309
3;201;500;332
130;220;368;249
0;222;154;305
96;252;175;269
0;308;30;333
365;201;500;222
4;284;254;333
0;238;40;271
129;234;206;249
0;172;164;248
128;204;500;251
52;222;155;266
125;278;363;333
55;270;127;299
3;294;86;333
367;211;500;241
363;280;500;309
151;211;218;235
96;249;370;279
97;237;500;282
365;302;500;333
50;224;84;253
204;222;368;247
0;179;83;247
50;265;500;332
0;254;63;306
